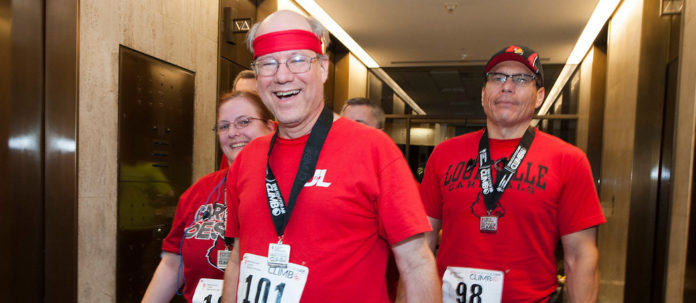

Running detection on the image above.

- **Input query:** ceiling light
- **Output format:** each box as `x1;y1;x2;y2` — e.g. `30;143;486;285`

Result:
294;0;379;68
535;0;621;120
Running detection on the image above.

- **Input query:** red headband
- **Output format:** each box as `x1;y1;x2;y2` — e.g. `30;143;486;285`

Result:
252;29;323;59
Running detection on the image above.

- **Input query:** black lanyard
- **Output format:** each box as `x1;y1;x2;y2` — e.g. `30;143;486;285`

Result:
220;169;235;249
478;126;535;214
265;106;334;238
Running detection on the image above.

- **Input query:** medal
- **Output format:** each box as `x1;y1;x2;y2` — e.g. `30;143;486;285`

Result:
480;215;498;233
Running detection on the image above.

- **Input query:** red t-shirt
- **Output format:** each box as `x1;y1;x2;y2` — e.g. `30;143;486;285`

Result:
162;169;228;302
220;156;229;170
226;118;431;303
420;128;606;302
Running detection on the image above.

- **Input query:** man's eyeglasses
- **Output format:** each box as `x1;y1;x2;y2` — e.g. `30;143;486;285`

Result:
213;116;264;134
252;55;320;76
485;72;538;86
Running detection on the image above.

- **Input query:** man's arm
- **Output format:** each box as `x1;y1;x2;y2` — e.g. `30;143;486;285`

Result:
221;238;240;303
142;252;182;303
561;227;599;303
392;233;441;303
425;216;442;253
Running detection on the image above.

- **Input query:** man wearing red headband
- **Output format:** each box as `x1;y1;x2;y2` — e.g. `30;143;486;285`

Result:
222;10;440;303
420;45;605;302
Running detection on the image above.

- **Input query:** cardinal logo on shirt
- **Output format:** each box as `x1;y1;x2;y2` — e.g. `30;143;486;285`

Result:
470;191;506;218
185;203;226;240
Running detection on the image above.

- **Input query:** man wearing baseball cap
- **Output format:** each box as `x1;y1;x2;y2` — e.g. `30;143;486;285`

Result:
221;10;440;303
419;45;605;302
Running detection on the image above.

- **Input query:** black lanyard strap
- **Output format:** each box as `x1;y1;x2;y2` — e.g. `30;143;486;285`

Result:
478;126;535;213
265;106;334;237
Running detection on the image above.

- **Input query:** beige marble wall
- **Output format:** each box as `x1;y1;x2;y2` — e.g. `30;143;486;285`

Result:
666;1;696;300
597;0;643;301
78;0;219;302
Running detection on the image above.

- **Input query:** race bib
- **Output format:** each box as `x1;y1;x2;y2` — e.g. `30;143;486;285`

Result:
192;278;223;303
237;253;309;303
442;267;503;303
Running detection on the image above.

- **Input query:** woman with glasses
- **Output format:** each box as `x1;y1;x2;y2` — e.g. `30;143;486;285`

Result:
143;91;274;303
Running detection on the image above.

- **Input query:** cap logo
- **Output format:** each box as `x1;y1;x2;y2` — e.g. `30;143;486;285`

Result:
505;45;524;55
528;53;539;70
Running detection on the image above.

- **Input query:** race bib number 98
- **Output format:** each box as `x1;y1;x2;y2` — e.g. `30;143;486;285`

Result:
237;253;308;303
442;267;503;303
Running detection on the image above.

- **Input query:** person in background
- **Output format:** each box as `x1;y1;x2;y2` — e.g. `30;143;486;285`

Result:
220;70;258;170
340;97;385;130
222;10;440;303
232;69;256;93
142;91;274;303
420;45;605;302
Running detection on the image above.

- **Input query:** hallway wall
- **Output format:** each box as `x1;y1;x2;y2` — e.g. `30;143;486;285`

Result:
78;1;219;301
598;0;673;301
667;0;696;300
333;53;368;110
597;0;643;301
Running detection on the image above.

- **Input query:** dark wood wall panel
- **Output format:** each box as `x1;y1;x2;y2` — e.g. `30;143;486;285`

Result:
0;0;45;301
44;0;79;300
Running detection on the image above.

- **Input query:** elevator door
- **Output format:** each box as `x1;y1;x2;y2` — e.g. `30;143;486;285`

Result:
0;0;44;300
117;46;194;302
1;0;78;300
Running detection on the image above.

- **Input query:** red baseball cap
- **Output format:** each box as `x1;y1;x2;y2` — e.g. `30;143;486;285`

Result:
484;45;544;86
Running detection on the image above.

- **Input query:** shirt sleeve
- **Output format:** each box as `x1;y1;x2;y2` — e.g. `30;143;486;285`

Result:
375;141;432;245
557;152;606;236
224;154;241;239
419;145;443;220
161;187;194;254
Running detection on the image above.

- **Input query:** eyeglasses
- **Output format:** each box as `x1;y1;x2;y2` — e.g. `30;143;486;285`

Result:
213;116;264;134
485;72;538;86
252;55;320;76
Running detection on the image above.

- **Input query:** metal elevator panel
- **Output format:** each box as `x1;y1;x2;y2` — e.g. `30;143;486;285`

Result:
117;46;194;302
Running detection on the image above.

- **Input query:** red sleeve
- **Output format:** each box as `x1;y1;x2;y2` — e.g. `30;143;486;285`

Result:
161;187;195;254
557;152;606;236
419;145;443;220
224;154;241;239
376;141;432;245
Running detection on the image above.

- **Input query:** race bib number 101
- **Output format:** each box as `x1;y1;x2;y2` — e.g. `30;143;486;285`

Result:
442;266;503;303
192;278;223;303
237;253;308;303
